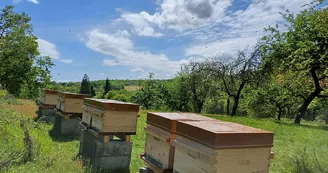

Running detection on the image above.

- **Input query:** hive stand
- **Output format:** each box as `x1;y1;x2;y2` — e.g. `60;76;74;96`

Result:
79;126;132;172
51;112;81;136
37;104;57;122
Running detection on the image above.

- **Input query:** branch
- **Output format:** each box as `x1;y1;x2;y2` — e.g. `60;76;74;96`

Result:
318;75;328;80
317;95;328;98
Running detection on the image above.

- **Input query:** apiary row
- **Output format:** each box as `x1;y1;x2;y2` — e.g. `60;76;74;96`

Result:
38;89;274;173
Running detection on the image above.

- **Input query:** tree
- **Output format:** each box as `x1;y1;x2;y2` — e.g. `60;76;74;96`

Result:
0;5;53;98
180;61;212;113
103;77;111;98
165;76;191;112
90;84;96;97
133;73;158;109
80;74;91;95
203;45;262;116
262;6;328;124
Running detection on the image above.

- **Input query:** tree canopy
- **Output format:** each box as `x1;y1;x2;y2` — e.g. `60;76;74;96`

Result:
262;6;328;124
0;5;54;98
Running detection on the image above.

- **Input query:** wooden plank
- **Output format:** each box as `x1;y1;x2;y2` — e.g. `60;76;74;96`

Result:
173;145;213;173
173;135;272;173
214;147;271;173
63;98;84;113
84;98;140;112
91;114;104;131
176;120;274;149
101;111;138;133
44;94;58;106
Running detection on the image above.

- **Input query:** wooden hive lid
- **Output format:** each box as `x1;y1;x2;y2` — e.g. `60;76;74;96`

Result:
43;89;58;95
59;92;91;99
147;112;215;132
84;98;140;112
176;120;274;149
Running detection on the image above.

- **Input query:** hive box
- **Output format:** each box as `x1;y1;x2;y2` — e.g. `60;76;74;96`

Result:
38;89;58;106
82;98;140;134
143;112;214;172
173;120;274;173
56;92;90;114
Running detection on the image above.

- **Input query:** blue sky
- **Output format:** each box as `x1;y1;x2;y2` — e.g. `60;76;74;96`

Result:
1;0;326;82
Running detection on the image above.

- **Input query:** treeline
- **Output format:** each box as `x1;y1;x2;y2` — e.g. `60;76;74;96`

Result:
74;4;327;125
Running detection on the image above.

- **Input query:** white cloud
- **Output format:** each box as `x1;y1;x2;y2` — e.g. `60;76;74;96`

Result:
120;0;232;34
37;38;73;64
99;73;106;76
120;13;164;37
131;68;144;73
184;0;311;57
86;29;190;75
27;0;39;4
60;59;73;64
13;0;39;4
37;39;60;59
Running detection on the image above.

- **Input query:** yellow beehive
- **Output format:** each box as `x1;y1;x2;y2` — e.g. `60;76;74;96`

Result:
142;112;215;172
82;98;140;134
56;92;90;114
173;120;274;173
38;89;58;106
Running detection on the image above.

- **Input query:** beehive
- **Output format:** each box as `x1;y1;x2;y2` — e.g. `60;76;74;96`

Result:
38;89;58;106
56;92;90;114
143;112;215;172
82;98;140;134
173;120;274;173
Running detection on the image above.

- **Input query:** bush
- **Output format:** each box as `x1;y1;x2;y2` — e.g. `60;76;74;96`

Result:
0;89;21;105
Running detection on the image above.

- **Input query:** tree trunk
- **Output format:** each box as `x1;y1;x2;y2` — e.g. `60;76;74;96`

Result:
231;82;246;116
226;97;230;115
278;108;282;121
193;100;203;113
295;68;323;124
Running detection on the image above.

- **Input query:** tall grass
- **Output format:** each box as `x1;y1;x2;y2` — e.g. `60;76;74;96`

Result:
0;100;328;173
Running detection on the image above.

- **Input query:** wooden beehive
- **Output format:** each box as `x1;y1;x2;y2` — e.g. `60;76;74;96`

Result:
56;92;91;114
143;112;215;172
173;120;274;173
82;98;140;134
38;89;58;106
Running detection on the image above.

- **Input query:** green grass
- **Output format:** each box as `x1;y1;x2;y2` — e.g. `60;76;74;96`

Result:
1;101;328;173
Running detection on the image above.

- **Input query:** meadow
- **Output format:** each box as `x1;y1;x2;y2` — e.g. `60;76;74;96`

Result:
0;100;328;173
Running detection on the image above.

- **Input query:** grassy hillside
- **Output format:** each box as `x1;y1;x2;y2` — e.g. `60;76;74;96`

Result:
0;100;327;173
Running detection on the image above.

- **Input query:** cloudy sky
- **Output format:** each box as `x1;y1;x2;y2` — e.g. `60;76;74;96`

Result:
1;0;326;82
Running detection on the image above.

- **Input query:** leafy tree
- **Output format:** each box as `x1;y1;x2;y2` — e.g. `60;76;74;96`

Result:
0;5;53;98
103;77;111;98
247;75;299;120
180;61;212;113
165;76;191;112
133;73;158;109
80;74;91;95
90;84;96;97
203;45;262;116
262;6;328;124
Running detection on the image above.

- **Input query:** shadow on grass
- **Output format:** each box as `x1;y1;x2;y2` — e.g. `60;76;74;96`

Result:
275;121;328;131
79;156;130;173
48;128;80;142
